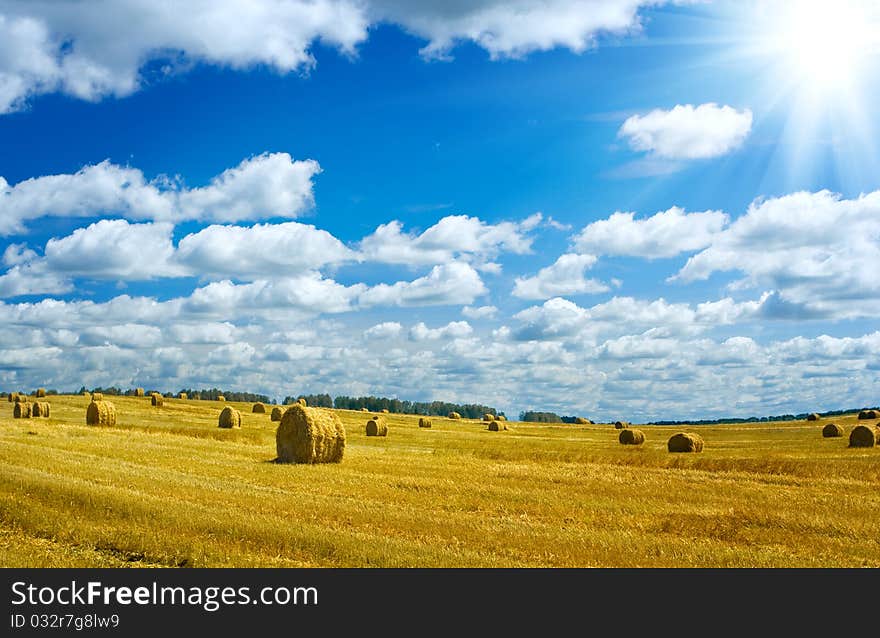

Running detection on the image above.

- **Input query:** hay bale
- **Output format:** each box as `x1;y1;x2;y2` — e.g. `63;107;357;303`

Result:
667;432;704;453
271;406;283;422
619;428;645;445
35;388;46;398
81;391;90;397
496;415;507;421
857;409;878;420
178;392;187;400
13;401;32;419
86;400;116;427
822;422;844;438
448;411;461;419
151;393;164;407
32;401;50;418
276;404;345;464
192;393;201;400
360;407;369;412
614;421;630;429
380;408;389;413
574;417;592;424
217;395;225;402
366;417;388;437
91;392;103;401
14;393;26;403
418;417;432;428
6;392;15;402
806;413;820;421
298;398;307;407
252;402;266;413
849;424;877;448
134;388;145;397
488;420;507;431
218;406;242;429
483;413;496;422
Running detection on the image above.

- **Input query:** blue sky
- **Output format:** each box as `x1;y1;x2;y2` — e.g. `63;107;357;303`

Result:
1;1;879;420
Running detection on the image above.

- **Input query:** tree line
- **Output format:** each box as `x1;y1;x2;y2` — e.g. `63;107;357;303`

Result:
283;394;503;419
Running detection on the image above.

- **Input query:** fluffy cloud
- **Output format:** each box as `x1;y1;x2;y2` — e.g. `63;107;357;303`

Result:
573;207;729;258
462;305;498;319
358;262;487;307
618;103;753;160
512;253;608;299
0;153;320;235
364;321;403;339
409;320;472;341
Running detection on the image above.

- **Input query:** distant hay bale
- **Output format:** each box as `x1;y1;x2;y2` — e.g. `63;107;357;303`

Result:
298;398;307;407
380;408;389;413
134;388;145;397
86;400;116;427
178;392;187;400
614;421;630;429
857;409;878;420
619;428;645;445
192;393;201;400
35;388;46;398
218;406;242;429
483;413;496;422
252;402;266;413
806;413;820;421
13;401;32;419
6;392;15;402
496;415;507;421
822;422;844;438
418;417;432;428
217;395;226;402
360;407;369;412
667;432;704;453
91;392;103;401
488;420;508;431
276;404;346;464
151;393;164;407
271;406;283;422
849;424;877;448
14;393;26;403
81;391;90;397
448;411;461;419
32;401;50;418
366;417;388;437
575;417;592;424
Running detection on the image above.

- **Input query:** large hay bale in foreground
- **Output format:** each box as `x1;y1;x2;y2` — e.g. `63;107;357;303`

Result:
13;401;32;419
217;395;225;402
35;388;46;398
849;424;877;448
134;388;145;397
488;420;508;431
365;417;388;437
448;411;461;419
32;401;50;418
806;413;820;421
276;405;345;464
178;392;187;400
271;406;283;422
252;402;266;413
86;401;116;427
218;406;241;429
614;421;630;429
151;393;164;407
483;413;496;422
857;409;878;420
575;417;592;424
619;428;645;445
91;392;103;401
418;417;432;428
668;432;704;453
822;423;845;438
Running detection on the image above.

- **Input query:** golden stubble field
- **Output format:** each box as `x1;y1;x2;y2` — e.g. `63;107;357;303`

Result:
1;394;879;567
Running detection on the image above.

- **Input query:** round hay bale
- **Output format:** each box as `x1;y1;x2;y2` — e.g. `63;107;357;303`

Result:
276;404;346;464
35;388;46;398
483;413;496;422
81;391;90;397
496;415;507;421
151;393;164;407
218;406;241;429
619;428;645;445
667;432;704;453
448;411;461;419
849;424;877;448
857;409;878;420
252;402;266;413
574;417;592;424
822;422;844;438
380;408;389;413
488;420;508;431
134;388;145;397
217;395;226;402
86;401;116;427
806;413;820;421
418;417;432;428
32;401;50;418
7;392;15;402
360;407;369;412
614;421;630;429
298;398;307;407
13;401;32;419
366;417;388;437
14;393;26;403
178;392;187;400
91;392;103;401
270;406;283;422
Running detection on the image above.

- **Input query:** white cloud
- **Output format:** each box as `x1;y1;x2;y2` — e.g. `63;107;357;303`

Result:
512;253;608;299
573;206;729;258
0;153;320;235
462;305;498;319
364;321;403;339
618;103;753;160
358;262;487;307
409;321;473;341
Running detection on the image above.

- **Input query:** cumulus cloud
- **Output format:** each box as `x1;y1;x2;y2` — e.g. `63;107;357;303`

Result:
409;320;473;341
573;206;729;258
364;321;403;339
462;305;498;319
618;103;753;160
0;153;320;235
358;262;488;307
512;253;608;299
